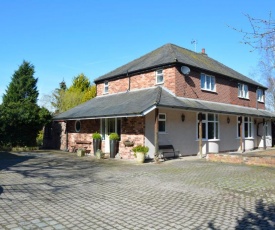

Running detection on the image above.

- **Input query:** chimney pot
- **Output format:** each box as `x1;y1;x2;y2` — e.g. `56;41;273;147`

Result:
202;48;205;54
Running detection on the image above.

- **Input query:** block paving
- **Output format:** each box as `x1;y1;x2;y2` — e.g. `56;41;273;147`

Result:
0;151;275;229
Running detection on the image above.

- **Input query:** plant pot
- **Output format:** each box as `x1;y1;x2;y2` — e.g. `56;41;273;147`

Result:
124;140;134;147
77;149;85;157
136;152;145;163
96;150;103;159
93;139;101;156
110;140;118;158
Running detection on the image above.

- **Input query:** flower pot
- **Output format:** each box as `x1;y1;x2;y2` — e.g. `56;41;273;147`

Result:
110;140;118;158
93;139;101;156
77;149;85;157
136;152;145;163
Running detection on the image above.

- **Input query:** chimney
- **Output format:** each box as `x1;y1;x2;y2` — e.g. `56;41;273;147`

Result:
201;48;207;56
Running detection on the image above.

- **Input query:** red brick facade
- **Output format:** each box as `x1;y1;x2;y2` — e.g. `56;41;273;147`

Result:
97;66;265;109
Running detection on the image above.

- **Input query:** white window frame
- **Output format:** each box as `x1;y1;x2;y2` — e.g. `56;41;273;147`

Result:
103;81;109;94
238;83;249;99
257;89;264;102
200;73;216;92
237;116;253;139
158;113;166;133
197;113;219;140
156;69;164;84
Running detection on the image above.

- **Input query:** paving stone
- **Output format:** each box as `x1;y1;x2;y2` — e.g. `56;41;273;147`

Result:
1;151;275;229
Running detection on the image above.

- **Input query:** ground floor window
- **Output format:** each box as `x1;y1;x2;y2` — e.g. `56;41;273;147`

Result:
197;113;219;140
158;113;166;133
237;116;253;138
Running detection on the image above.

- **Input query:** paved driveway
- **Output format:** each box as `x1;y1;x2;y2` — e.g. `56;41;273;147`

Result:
0;151;275;230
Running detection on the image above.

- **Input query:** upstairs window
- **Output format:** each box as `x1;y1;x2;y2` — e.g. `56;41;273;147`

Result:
104;81;109;94
158;113;166;133
238;83;249;99
257;89;264;102
201;73;215;91
156;70;164;84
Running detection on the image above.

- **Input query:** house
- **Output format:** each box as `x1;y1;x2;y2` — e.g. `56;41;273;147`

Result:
48;43;275;159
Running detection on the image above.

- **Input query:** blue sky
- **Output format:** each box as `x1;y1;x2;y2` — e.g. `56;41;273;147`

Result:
0;0;273;107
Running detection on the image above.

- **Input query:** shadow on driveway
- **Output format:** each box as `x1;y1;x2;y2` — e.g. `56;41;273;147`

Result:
208;199;275;229
0;151;35;171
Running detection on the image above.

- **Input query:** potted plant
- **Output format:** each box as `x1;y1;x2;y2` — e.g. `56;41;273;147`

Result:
109;133;119;158
77;148;86;157
95;149;104;159
123;139;134;147
132;145;149;163
92;132;102;156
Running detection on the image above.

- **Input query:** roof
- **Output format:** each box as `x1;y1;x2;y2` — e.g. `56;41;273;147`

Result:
54;87;274;120
95;43;266;89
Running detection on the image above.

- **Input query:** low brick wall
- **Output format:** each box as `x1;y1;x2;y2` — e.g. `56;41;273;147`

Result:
207;153;275;167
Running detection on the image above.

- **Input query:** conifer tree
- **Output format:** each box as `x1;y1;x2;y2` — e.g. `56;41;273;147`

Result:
0;61;51;147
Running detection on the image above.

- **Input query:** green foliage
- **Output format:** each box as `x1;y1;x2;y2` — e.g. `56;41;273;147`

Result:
36;130;44;147
3;61;38;104
132;145;149;154
0;61;52;147
52;74;96;113
92;132;101;140
109;133;120;140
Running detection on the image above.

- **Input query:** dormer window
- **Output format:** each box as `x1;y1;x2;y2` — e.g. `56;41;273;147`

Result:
238;83;249;99
257;89;264;102
201;73;215;91
104;81;109;94
156;69;164;84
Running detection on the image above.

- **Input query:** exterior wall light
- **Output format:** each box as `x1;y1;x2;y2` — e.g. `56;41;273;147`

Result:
227;117;230;124
181;114;185;122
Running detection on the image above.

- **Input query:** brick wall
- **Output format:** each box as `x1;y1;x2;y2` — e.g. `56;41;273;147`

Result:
119;117;145;159
207;153;275;167
97;66;265;109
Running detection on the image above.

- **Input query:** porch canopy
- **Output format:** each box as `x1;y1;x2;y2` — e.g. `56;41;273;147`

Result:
53;86;275;121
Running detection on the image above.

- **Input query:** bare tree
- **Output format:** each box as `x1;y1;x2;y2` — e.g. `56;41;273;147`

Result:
231;13;275;110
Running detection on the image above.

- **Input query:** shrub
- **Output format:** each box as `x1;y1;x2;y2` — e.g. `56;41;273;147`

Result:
132;145;149;154
109;133;120;140
92;132;101;140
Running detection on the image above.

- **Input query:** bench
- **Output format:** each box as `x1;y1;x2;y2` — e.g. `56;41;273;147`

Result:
71;140;92;153
159;145;177;160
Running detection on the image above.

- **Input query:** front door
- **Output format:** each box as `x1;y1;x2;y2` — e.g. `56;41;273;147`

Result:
101;118;120;153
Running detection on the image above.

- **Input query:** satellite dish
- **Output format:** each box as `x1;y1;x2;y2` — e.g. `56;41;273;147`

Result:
181;66;190;76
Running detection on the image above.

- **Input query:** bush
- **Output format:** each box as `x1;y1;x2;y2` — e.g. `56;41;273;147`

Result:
132;145;149;154
92;132;101;140
109;133;120;140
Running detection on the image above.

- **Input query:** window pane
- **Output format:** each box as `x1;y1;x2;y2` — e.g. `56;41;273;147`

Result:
238;122;241;137
208;114;214;121
215;122;219;139
201;74;205;88
156;70;162;75
245;122;248;137
211;77;215;91
202;123;206;139
197;122;206;139
206;76;211;89
159;114;166;120
157;75;163;83
159;121;165;132
208;122;214;139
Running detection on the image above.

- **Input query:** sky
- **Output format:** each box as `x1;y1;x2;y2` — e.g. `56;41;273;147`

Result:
0;0;274;108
